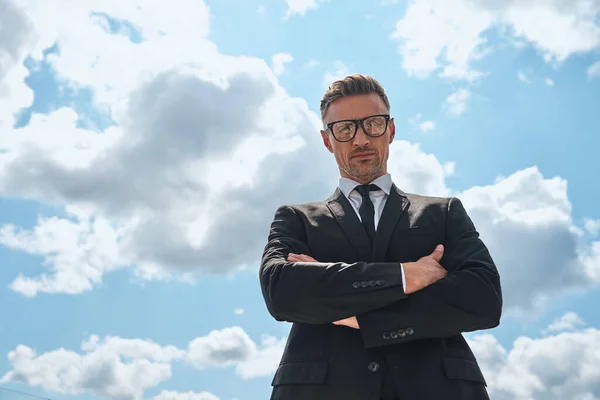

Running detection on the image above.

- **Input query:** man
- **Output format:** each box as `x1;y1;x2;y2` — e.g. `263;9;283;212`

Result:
259;74;502;400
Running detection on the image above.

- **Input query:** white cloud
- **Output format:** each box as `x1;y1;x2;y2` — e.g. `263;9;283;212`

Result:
580;241;600;282
470;327;600;400
234;308;245;315
392;0;600;80
284;0;319;18
1;1;599;400
444;88;471;116
1;327;285;399
419;120;435;132
20;0;211;108
0;213;130;296
185;327;287;380
0;0;333;296
408;113;436;133
392;0;492;80
584;218;600;236
153;391;220;400
0;339;176;399
0;0;32;81
6;322;600;400
588;60;600;79
387;140;453;197
545;77;554;86
235;335;287;380
0;0;599;317
545;312;586;333
271;52;293;76
458;167;600;313
0;0;36;127
186;327;256;369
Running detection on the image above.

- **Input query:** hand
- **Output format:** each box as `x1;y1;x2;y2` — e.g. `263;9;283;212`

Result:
402;244;447;295
333;316;359;329
287;253;317;263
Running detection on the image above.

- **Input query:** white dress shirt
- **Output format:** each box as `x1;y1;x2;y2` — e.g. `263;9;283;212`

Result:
338;173;406;292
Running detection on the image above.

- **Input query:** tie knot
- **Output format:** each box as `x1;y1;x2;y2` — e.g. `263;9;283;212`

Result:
354;184;380;197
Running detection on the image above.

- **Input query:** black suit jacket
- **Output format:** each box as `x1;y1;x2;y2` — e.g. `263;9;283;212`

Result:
259;185;502;400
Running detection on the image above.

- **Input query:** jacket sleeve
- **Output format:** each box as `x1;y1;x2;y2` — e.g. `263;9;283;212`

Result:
356;197;503;348
259;205;408;325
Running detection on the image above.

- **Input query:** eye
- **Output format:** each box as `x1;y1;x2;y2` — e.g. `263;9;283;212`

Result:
336;122;354;132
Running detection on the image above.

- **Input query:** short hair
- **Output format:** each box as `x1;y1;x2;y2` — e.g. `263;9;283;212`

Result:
320;74;390;122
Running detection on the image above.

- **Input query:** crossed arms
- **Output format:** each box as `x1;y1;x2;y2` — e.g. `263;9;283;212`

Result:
259;197;503;348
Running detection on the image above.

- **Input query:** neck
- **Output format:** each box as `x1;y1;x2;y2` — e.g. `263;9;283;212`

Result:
341;170;386;185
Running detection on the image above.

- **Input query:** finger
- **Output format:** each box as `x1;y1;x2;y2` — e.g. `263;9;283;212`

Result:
431;244;444;262
288;254;312;262
288;253;318;263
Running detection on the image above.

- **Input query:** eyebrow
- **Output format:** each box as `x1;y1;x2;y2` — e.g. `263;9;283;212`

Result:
326;113;389;124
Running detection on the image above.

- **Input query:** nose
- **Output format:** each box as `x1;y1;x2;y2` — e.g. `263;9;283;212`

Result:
352;125;370;146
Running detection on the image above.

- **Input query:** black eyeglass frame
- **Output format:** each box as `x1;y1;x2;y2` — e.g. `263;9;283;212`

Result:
324;114;391;142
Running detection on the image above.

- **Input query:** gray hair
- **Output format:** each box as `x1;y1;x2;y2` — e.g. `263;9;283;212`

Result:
320;74;390;122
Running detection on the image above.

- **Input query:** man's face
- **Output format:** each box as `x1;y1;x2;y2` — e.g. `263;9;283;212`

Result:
320;93;395;184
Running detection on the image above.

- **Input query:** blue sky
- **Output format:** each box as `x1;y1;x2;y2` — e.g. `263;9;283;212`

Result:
0;0;599;399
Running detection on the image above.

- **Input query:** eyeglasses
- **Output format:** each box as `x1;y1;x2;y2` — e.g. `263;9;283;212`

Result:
325;114;391;142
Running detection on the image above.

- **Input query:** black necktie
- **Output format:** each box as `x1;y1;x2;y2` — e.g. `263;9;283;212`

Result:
354;184;379;241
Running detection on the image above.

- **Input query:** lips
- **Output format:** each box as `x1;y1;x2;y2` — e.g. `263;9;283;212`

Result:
351;152;375;159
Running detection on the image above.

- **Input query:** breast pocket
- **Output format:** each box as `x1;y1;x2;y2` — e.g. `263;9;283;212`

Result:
271;360;329;387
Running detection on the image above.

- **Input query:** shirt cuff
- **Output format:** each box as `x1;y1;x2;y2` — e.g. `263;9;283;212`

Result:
400;263;406;294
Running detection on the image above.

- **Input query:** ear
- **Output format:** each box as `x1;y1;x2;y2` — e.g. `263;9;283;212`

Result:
321;130;334;153
388;117;396;143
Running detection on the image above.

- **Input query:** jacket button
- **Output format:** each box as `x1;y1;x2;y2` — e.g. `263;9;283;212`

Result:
360;281;368;287
390;330;398;339
376;280;385;286
352;282;360;289
406;327;414;335
398;329;406;337
383;332;390;340
368;361;380;373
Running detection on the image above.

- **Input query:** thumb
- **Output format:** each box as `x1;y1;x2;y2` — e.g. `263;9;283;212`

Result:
431;244;444;262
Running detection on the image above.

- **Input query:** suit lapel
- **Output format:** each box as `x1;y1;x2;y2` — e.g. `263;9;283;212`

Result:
326;188;372;261
371;184;410;261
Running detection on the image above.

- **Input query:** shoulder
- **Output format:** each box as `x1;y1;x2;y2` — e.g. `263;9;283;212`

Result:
271;197;331;217
402;191;452;208
282;188;343;214
402;192;471;223
285;200;330;215
402;192;469;216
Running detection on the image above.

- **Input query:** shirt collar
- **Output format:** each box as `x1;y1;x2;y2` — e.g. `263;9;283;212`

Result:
339;173;393;198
